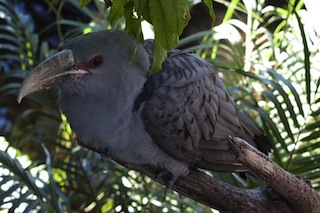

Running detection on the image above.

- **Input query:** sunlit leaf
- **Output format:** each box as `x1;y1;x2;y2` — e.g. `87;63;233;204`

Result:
295;141;320;154
267;68;304;117
263;91;294;142
301;131;320;142
294;10;311;104
303;121;320;131
0;151;45;201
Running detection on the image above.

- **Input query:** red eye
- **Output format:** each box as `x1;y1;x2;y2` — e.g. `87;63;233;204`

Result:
88;55;103;68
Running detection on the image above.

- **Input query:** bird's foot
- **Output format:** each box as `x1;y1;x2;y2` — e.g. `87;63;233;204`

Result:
155;170;178;195
156;167;189;195
164;175;178;195
155;160;189;194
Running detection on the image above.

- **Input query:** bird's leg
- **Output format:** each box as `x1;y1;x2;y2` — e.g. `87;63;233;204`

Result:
165;175;179;195
155;161;189;194
155;170;186;195
155;170;177;195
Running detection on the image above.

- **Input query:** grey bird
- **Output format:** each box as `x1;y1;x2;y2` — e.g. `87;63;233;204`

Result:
18;30;272;188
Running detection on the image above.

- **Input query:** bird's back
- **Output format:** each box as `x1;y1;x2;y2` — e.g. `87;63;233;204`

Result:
136;44;272;172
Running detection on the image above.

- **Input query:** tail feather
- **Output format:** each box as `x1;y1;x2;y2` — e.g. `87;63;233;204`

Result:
238;111;273;155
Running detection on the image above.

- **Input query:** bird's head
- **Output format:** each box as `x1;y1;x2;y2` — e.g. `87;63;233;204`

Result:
18;30;150;103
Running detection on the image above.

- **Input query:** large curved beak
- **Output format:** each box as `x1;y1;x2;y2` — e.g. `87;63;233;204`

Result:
17;49;88;103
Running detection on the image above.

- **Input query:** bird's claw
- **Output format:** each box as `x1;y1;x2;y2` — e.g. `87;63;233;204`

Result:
164;176;178;195
156;170;178;195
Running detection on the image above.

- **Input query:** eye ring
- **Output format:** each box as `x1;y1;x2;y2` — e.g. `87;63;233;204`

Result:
88;55;103;68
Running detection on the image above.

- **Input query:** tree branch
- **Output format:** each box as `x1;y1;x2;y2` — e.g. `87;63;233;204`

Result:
78;137;320;212
228;136;320;213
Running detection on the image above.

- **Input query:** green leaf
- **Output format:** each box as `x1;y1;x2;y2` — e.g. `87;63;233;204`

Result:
79;0;92;7
311;108;320;116
24;199;42;213
294;10;311;104
290;154;320;174
303;121;320;131
222;0;240;23
149;39;167;75
263;91;294;143
295;141;320;154
67;0;98;21
109;0;127;26
148;0;189;49
238;69;301;129
124;0;143;42
301;131;320;142
42;143;70;212
316;75;320;96
290;162;320;174
134;0;151;21
0;181;20;203
0;151;45;201
203;0;215;25
267;68;304;117
0;44;22;54
134;0;189;73
239;99;287;157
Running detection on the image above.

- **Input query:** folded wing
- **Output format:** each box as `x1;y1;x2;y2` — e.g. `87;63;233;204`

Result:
136;47;272;172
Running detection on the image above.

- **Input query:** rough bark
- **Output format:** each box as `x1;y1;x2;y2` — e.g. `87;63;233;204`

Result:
78;137;320;212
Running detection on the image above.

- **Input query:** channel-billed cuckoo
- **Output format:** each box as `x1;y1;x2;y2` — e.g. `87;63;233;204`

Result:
18;30;272;188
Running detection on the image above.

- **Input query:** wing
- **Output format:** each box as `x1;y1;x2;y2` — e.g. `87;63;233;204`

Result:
136;47;271;172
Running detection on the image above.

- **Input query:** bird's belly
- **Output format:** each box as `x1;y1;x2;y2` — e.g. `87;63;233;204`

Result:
66;111;153;164
60;99;189;178
73;114;189;178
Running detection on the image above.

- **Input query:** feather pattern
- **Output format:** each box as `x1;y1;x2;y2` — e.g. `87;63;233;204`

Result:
137;46;272;172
